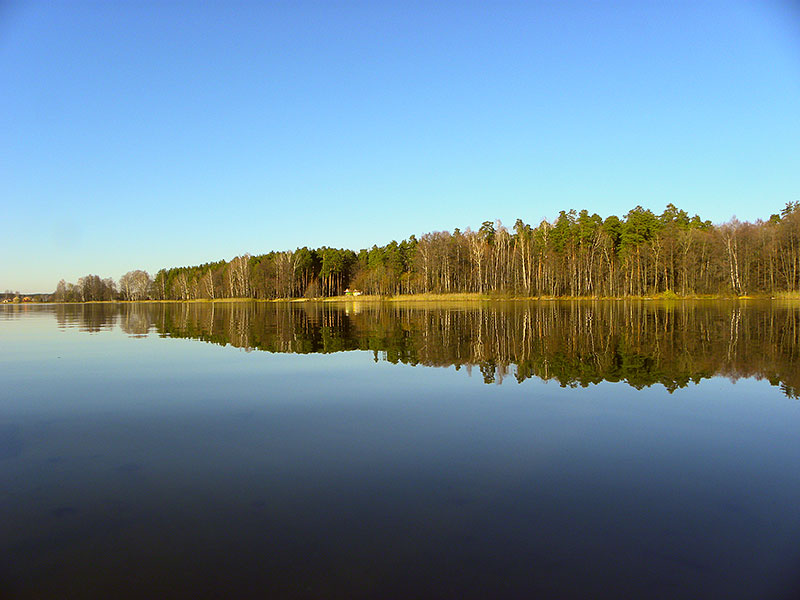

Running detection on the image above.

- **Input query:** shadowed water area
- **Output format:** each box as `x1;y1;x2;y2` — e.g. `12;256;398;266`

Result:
1;301;799;599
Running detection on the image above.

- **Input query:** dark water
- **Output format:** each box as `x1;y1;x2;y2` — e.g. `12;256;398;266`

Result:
1;301;799;599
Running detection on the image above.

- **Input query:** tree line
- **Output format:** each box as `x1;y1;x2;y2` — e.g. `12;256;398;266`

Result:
52;203;800;301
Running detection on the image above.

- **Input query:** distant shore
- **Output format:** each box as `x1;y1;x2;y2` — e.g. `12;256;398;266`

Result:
14;291;800;305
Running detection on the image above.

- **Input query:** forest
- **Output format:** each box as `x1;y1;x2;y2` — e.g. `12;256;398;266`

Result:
52;203;800;301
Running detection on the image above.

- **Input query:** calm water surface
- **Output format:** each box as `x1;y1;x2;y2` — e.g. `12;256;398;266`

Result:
1;301;799;599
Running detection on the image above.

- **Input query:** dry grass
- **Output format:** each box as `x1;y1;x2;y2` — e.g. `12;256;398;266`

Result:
51;292;800;304
773;291;800;300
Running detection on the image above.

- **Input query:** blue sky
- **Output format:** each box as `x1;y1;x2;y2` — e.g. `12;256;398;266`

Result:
2;1;799;292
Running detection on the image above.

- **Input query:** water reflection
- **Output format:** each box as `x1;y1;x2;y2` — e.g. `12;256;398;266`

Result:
8;301;800;396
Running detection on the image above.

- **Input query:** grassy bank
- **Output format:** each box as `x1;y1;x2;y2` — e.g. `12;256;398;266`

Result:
773;291;800;300
34;292;800;305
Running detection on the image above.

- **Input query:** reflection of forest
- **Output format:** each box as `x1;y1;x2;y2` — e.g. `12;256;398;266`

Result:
25;301;800;396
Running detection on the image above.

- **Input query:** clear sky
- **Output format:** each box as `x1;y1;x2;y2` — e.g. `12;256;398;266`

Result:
2;1;799;292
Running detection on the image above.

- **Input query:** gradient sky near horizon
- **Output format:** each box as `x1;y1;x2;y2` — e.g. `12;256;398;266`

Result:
2;1;800;292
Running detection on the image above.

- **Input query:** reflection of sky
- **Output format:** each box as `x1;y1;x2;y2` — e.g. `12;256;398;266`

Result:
2;310;800;597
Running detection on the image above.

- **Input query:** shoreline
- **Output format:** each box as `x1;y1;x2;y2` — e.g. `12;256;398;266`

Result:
11;292;800;305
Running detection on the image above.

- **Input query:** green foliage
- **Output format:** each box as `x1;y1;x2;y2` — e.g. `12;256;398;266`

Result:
551;210;576;252
602;215;623;251
621;205;660;252
479;220;496;244
781;201;800;218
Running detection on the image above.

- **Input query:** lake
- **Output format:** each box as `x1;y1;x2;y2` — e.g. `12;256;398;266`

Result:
1;300;799;599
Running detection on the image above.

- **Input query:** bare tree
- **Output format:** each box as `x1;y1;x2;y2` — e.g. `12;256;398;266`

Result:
119;270;152;301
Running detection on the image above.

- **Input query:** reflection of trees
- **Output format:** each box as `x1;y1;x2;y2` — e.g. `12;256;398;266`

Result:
52;303;119;332
118;304;153;337
145;301;800;397
17;301;796;396
156;302;363;354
